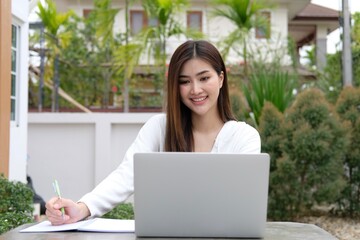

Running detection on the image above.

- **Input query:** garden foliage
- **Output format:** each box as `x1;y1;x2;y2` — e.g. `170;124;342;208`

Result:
243;63;297;126
259;89;348;220
335;87;360;216
102;203;134;220
0;175;34;234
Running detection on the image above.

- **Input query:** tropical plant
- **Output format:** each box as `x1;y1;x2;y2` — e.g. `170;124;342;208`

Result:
139;0;202;104
84;0;136;109
95;0;121;103
141;0;189;65
34;0;143;110
242;63;297;126
210;0;270;75
37;0;73;39
335;87;360;216
122;0;137;112
37;0;74;111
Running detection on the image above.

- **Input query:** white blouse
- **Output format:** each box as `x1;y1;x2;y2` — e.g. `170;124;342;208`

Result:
79;113;261;217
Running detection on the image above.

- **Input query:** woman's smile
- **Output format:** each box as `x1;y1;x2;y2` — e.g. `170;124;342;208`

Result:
191;96;208;103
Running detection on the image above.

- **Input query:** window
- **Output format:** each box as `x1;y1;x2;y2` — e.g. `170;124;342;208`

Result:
11;24;19;122
187;11;202;32
255;11;271;39
83;9;93;18
130;10;158;35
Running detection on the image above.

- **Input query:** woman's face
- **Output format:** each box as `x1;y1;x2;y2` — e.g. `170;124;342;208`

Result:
178;58;224;118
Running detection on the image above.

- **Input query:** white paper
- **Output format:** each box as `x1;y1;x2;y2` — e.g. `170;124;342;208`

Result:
20;218;135;233
79;218;135;232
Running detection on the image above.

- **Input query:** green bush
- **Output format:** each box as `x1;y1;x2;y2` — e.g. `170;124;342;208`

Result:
259;102;297;220
268;155;300;220
101;202;134;219
230;93;247;121
259;89;348;220
335;87;360;216
258;102;284;168
0;175;34;234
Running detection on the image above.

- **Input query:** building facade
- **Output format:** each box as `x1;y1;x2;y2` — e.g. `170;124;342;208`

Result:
52;0;339;68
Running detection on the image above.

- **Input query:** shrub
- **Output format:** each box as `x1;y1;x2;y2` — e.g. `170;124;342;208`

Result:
281;89;347;218
335;87;360;215
230;93;248;122
0;175;34;234
258;102;284;168
267;155;300;220
102;202;134;219
259;89;348;220
259;102;297;220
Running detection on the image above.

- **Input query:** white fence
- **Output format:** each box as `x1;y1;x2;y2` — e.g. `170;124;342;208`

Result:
27;112;157;203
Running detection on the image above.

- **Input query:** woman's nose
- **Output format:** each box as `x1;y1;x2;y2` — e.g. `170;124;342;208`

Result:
190;81;202;94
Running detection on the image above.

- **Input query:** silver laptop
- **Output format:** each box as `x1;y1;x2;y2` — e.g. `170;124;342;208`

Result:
133;152;270;238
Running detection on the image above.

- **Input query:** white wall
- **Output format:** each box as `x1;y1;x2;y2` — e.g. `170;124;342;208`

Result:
27;113;157;202
10;0;29;182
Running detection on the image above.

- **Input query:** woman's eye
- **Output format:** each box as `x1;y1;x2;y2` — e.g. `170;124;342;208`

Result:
200;76;209;81
179;79;190;85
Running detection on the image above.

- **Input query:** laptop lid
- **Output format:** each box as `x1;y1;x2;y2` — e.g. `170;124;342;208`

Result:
133;152;270;238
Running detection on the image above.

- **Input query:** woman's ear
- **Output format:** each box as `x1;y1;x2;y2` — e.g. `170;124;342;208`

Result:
219;71;224;88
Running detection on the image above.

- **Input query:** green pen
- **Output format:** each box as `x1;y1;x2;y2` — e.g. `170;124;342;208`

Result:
53;179;65;218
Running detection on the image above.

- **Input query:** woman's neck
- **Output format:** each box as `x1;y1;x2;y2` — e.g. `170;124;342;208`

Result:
192;114;223;133
191;115;224;152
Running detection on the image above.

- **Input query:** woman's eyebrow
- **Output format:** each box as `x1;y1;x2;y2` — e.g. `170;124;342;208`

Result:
179;70;210;78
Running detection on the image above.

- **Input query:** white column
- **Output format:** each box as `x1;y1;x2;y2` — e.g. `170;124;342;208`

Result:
342;0;353;86
316;25;327;71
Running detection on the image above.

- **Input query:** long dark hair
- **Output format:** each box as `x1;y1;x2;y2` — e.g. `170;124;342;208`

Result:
165;40;236;152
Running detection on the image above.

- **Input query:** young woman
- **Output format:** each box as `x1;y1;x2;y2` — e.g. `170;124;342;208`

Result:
45;40;260;225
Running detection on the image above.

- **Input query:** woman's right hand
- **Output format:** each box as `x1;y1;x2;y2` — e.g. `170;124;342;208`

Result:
45;197;90;225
